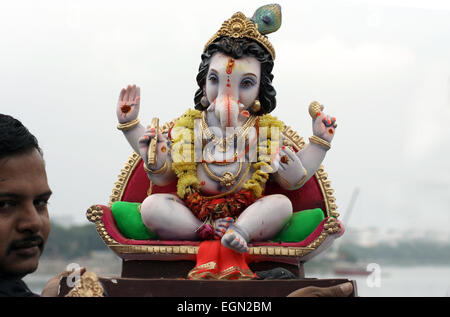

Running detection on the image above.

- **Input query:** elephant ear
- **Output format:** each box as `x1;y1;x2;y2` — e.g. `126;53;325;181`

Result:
251;3;282;35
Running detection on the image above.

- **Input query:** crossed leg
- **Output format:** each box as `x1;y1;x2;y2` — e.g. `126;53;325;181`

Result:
140;193;293;254
140;193;203;240
221;194;293;253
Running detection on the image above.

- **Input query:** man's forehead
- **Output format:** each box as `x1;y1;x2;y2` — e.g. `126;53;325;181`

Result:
0;149;45;169
0;150;49;194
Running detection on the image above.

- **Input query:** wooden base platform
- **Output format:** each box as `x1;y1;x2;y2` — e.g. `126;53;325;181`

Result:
59;277;357;297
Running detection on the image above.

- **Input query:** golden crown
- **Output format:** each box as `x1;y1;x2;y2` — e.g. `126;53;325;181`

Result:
204;12;276;60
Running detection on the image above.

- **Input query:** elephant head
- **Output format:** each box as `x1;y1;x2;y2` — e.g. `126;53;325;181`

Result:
204;52;261;129
194;36;277;131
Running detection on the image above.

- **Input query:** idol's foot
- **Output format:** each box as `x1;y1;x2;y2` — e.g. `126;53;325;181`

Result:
221;224;250;254
214;217;234;239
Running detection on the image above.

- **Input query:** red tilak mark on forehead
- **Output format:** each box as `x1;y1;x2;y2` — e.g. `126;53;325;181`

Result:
226;58;235;74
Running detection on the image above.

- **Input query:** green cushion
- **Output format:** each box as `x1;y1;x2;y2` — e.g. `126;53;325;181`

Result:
111;201;158;240
272;208;325;242
111;202;324;243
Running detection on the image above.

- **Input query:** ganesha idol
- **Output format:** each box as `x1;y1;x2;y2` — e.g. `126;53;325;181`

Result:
102;4;344;280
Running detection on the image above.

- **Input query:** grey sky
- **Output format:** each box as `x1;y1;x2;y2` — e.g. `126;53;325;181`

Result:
1;0;449;233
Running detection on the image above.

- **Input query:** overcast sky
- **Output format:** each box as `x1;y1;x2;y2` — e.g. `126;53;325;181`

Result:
1;0;449;234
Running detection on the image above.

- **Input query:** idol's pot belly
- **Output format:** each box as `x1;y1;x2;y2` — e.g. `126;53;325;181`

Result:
197;160;253;196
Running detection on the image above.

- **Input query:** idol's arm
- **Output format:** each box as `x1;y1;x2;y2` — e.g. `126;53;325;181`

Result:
120;124;146;154
273;107;337;190
116;84;175;186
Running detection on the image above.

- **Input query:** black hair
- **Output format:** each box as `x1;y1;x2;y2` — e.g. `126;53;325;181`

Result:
0;114;42;160
194;36;276;116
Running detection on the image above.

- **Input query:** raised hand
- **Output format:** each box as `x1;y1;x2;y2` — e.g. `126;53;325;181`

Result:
117;84;141;123
312;107;337;143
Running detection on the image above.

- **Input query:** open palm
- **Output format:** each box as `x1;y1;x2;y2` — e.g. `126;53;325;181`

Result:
116;84;140;123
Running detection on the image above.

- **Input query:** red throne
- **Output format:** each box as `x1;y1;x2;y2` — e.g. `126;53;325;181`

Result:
86;124;341;278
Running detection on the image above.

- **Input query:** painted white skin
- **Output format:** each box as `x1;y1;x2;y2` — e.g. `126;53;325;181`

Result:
115;52;341;253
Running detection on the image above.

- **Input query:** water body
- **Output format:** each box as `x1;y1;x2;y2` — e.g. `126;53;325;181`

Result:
311;265;450;297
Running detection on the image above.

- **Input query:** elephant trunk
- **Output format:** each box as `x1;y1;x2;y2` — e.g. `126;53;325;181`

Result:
214;94;240;128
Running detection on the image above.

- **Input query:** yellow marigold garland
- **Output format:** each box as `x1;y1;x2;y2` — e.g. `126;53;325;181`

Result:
171;109;202;198
171;110;283;199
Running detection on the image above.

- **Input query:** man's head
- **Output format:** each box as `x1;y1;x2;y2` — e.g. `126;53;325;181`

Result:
0;114;51;279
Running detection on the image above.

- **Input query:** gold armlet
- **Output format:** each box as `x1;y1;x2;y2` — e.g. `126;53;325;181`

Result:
309;135;331;151
117;118;140;131
143;160;168;175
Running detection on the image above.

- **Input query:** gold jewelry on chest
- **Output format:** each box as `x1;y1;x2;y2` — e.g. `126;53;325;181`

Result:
203;133;249;164
202;161;244;188
201;111;257;153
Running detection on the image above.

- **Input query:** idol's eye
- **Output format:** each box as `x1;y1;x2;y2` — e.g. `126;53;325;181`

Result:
240;78;256;89
208;73;219;85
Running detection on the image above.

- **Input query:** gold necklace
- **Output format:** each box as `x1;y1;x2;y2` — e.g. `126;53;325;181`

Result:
201;112;257;153
204;148;237;164
203;162;252;200
202;161;244;187
203;133;249;165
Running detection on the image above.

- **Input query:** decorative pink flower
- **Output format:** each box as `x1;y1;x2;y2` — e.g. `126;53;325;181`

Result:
197;224;215;240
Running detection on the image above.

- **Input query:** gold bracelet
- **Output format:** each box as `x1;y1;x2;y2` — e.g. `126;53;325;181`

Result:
294;167;308;188
117;118;140;131
143;160;168;175
309;135;331;151
278;167;308;189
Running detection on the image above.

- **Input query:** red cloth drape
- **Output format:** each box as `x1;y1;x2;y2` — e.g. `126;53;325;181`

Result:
188;241;255;280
